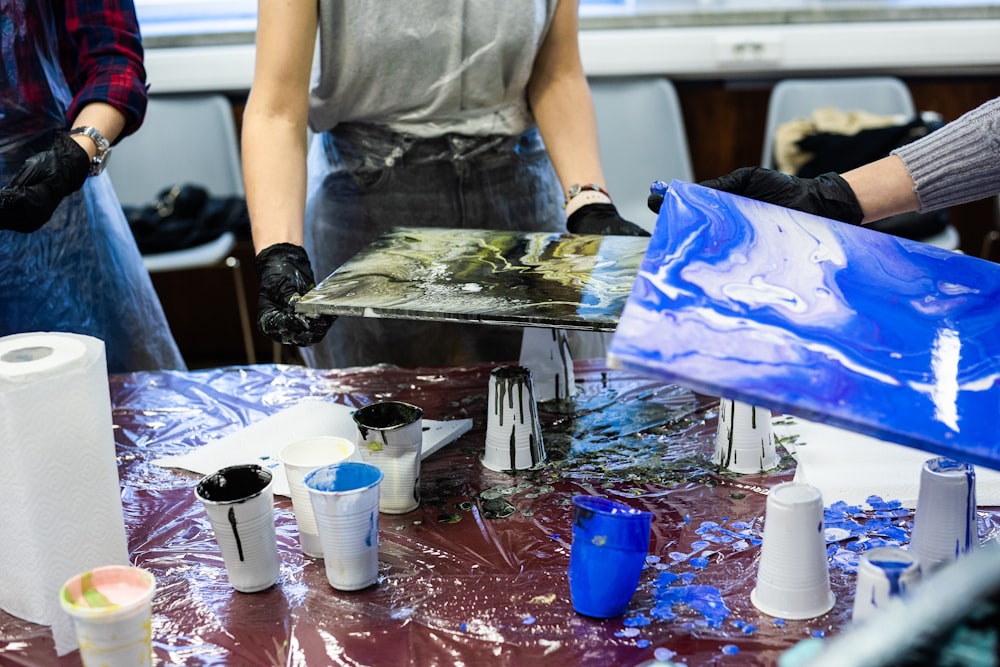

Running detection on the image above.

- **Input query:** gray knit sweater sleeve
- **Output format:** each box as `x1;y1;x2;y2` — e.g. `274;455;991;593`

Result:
891;97;1000;212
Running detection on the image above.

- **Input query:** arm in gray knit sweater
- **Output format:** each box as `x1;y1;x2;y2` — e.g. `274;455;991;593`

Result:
684;97;1000;226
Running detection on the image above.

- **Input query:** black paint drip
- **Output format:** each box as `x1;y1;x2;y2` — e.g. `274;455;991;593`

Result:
228;507;245;561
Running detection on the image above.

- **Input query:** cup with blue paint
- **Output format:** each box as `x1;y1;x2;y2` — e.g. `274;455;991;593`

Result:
851;546;921;623
910;456;978;574
195;464;280;593
568;495;653;618
305;461;384;591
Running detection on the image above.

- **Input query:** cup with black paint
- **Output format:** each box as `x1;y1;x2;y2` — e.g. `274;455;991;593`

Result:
195;463;280;593
482;365;546;472
712;398;778;474
353;401;424;514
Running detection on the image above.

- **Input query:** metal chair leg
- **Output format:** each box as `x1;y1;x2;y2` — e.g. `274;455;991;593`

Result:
226;256;256;365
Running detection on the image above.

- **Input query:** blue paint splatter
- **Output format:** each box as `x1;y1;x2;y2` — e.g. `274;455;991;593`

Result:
651;583;730;628
624;613;651;627
690;556;709;569
460;622;468;631
654;647;677;662
721;644;740;655
742;624;757;635
773;618;787;627
522;616;536;625
637;639;651;648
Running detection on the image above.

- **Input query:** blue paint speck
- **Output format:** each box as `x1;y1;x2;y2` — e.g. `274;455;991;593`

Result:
721;644;740;655
774;618;787;627
636;639;651;648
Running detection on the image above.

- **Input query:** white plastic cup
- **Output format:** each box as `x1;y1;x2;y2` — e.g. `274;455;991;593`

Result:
519;327;577;401
751;482;835;619
305;462;384;591
482;365;546;472
279;435;357;557
195;464;280;593
851;547;921;623
713;398;778;473
59;565;156;667
353;401;423;514
910;457;978;574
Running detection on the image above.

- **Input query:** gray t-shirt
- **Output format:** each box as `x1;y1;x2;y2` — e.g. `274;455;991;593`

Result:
309;1;559;138
892;97;1000;212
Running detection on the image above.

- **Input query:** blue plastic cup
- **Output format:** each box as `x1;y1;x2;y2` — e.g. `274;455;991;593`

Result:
568;495;653;618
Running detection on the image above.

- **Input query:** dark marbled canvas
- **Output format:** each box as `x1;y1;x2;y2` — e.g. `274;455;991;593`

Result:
610;180;1000;469
297;227;649;331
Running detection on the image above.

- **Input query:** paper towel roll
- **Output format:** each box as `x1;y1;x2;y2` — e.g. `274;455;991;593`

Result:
0;332;129;656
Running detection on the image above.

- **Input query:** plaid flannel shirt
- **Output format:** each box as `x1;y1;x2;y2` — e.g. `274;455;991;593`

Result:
6;1;147;142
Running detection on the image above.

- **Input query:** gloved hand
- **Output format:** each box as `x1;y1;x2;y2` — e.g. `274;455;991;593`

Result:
566;202;650;236
255;243;336;346
0;133;91;233
646;168;863;225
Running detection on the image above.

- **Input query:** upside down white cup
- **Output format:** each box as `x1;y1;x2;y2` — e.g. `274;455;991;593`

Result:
482;365;546;472
851;546;922;623
305;462;383;591
353;401;423;514
519;327;577;401
59;565;156;667
713;398;778;473
910;457;978;574
279;435;357;557
195;464;280;593
751;482;835;620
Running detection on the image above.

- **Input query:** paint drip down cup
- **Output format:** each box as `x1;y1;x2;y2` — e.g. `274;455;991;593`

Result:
195;464;280;593
713;398;778;474
568;495;653;618
751;482;835;620
851;546;921;623
910;457;978;574
59;565;156;667
482;365;546;472
279;435;358;558
353;401;423;514
305;461;383;591
518;327;576;402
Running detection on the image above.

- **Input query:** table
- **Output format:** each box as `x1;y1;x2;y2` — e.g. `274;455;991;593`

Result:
2;361;996;666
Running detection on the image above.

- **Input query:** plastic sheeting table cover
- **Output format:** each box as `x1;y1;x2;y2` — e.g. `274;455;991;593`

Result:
2;361;998;666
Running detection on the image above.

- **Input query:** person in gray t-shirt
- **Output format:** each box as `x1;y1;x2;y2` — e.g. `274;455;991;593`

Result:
243;1;648;368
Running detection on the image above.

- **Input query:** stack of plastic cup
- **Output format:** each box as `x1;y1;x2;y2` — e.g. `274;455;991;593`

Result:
851;546;922;622
195;464;280;593
353;401;423;514
910;457;978;574
279;435;357;557
482;365;546;472
751;482;836;619
713;398;778;473
568;495;653;618
59;565;156;667
305;462;384;591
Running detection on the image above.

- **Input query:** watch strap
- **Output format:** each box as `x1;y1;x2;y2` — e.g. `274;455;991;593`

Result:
68;126;111;176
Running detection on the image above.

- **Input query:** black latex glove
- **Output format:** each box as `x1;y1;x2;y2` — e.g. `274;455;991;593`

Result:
0;133;91;233
566;202;650;237
647;168;863;226
255;243;336;346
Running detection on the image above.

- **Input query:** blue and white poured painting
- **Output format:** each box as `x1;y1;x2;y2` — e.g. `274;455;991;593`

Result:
608;180;1000;469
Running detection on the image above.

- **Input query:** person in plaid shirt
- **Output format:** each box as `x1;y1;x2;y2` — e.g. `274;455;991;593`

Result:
0;1;184;372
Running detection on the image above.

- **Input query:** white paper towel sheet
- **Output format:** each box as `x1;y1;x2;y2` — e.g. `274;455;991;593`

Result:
152;399;472;496
773;415;1000;508
0;332;129;656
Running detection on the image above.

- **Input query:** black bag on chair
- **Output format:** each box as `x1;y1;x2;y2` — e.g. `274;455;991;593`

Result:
124;184;251;255
793;115;949;241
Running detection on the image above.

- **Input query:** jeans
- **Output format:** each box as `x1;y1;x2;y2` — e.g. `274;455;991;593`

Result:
301;123;565;369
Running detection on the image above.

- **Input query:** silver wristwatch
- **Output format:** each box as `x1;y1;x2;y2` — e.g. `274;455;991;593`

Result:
68;126;112;176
